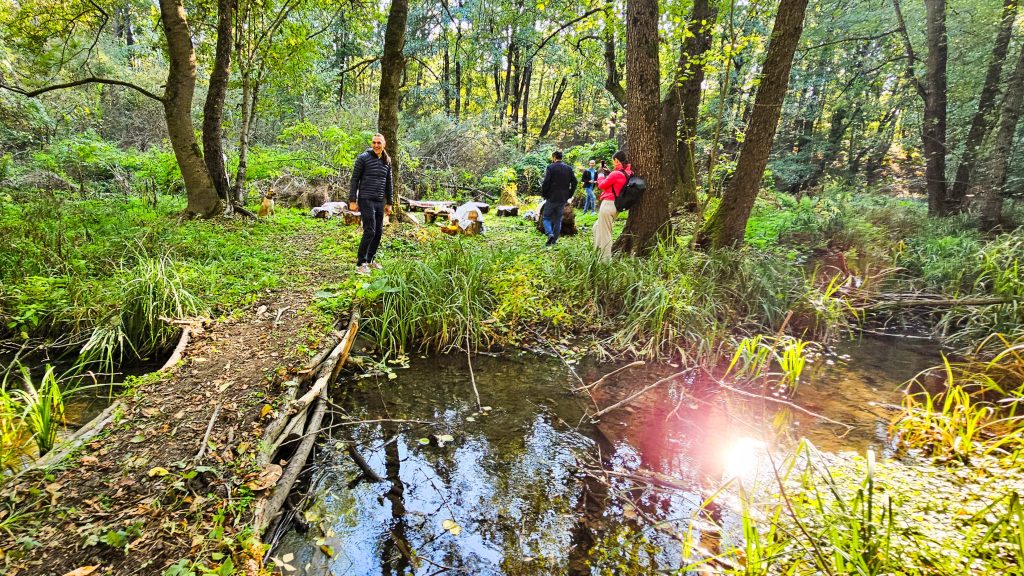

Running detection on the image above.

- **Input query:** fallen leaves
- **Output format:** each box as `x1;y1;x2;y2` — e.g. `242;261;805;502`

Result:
441;518;462;536
245;464;283;491
62;567;99;576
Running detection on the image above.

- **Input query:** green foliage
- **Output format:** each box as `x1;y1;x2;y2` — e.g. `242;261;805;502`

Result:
892;335;1024;461
564;139;617;167
0;192;358;367
8;364;67;456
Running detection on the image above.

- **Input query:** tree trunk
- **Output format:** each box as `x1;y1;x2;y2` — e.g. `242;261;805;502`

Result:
501;37;515;122
510;52;523;130
612;0;668;255
699;0;809;248
160;0;222;218
202;0;235;203
980;39;1024;230
950;0;1016;210
520;66;532;137
444;42;451;114
539;75;567;138
923;0;949;216
232;74;253;203
455;60;462;118
378;0;409;200
678;0;715;210
665;0;715;211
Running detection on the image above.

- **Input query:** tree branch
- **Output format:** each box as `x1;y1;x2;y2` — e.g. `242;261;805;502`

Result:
528;6;608;61
890;0;927;99
0;77;165;103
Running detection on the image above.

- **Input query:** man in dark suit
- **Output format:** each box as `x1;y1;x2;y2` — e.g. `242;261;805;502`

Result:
540;150;578;246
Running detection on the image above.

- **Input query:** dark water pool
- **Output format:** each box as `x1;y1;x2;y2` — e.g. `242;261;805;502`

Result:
273;335;940;575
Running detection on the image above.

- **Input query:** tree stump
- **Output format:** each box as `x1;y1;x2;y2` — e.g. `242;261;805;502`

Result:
342;211;361;225
496;205;519;217
534;203;577;236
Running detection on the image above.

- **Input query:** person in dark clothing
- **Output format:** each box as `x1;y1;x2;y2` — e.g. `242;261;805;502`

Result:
348;133;393;275
580;159;597;214
540;150;578;246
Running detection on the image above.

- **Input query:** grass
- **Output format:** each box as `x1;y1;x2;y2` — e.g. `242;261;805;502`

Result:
0;192;361;368
1;363;69;457
357;220;850;362
891;335;1024;461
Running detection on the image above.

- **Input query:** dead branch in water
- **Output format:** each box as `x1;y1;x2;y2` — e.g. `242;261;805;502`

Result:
573;360;646;392
590;369;695;419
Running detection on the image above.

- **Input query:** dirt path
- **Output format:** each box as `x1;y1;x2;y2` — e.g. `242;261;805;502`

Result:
0;231;354;575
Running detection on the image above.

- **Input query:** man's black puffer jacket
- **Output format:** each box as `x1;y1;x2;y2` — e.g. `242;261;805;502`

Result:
349;149;393;204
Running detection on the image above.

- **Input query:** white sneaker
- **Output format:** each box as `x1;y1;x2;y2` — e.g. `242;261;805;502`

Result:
355;264;371;275
369;261;383;270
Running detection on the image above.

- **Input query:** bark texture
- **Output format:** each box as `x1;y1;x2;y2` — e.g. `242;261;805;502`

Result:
980;39;1024;230
612;0;669;255
378;0;410;200
950;0;1016;209
699;0;809;248
202;0;236;202
160;0;222;218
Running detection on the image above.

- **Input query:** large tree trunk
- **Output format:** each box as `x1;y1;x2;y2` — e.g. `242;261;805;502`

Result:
699;0;809;248
160;0;222;218
378;0;409;200
202;0;235;203
612;0;668;255
980;40;1024;230
950;0;1016;210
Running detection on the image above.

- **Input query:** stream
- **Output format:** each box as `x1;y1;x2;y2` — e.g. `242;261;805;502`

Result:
272;335;940;574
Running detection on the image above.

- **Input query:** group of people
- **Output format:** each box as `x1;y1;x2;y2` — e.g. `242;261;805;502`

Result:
540;149;633;259
345;134;633;274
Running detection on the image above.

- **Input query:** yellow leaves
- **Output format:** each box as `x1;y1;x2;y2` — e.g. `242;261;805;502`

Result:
441;518;462;536
147;466;170;477
260;404;273;418
62;567;98;576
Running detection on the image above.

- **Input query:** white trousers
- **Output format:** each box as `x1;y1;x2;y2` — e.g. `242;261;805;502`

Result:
593;200;618;259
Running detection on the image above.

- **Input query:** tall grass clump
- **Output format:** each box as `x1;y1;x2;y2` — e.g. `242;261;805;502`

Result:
0;386;28;471
892;334;1024;461
80;252;205;372
7;365;67;456
360;233;858;361
360;240;506;354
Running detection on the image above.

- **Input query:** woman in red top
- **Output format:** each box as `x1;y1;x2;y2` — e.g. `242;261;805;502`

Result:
593;150;631;259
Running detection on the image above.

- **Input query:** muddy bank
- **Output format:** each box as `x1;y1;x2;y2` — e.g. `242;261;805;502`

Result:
0;288;330;575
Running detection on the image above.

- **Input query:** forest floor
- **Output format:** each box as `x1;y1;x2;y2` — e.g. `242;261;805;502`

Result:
0;228;355;576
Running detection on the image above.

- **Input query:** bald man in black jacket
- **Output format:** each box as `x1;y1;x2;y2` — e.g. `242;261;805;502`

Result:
540;150;577;246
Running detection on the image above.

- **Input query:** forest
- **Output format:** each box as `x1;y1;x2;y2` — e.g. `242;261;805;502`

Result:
1;0;1023;573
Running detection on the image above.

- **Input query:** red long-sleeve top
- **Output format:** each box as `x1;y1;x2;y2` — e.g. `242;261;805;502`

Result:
596;165;633;202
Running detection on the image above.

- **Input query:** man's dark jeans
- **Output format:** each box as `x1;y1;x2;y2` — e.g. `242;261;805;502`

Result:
357;198;385;265
542;200;566;245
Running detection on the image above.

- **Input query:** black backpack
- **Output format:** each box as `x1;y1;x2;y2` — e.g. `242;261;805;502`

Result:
614;171;646;211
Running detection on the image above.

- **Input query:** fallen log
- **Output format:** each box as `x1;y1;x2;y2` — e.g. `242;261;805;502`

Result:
856;297;1013;310
251;395;328;534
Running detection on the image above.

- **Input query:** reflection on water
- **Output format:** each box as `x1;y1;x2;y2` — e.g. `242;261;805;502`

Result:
275;336;940;575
